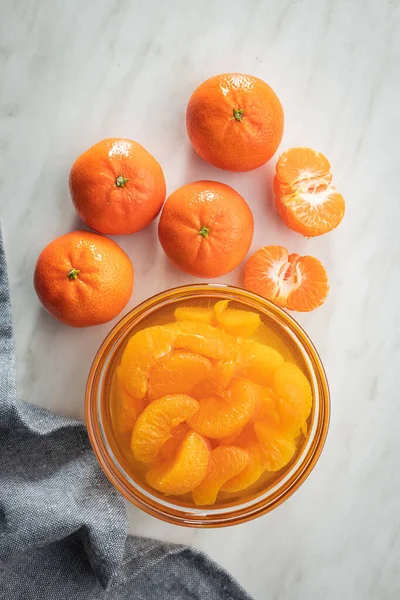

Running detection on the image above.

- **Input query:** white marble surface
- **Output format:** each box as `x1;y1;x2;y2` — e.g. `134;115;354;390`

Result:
1;0;400;597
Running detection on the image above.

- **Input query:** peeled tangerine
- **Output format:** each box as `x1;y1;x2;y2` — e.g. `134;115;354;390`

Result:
274;147;345;238
192;446;249;506
146;431;210;495
244;245;329;312
131;394;198;463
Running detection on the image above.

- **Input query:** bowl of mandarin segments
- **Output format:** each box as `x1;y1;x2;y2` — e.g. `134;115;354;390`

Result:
85;284;330;527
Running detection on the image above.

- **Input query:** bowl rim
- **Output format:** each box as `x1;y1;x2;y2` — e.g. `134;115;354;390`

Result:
85;283;330;528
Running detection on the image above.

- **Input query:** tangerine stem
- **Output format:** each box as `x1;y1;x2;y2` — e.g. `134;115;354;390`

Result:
116;175;129;187
67;268;80;280
232;108;244;121
199;226;210;238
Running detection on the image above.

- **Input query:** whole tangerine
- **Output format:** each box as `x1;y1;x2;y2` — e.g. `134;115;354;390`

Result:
158;180;254;278
70;138;166;235
186;73;284;172
34;231;134;327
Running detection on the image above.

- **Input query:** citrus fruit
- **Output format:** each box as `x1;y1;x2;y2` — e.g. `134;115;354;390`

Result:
254;420;297;471
174;306;214;325
221;444;265;493
214;300;261;338
158;423;190;461
147;350;213;401
170;320;239;361
34;231;134;327
273;362;312;432
158;181;254;278
274;147;345;237
186;73;284;171
146;431;210;495
192;445;249;505
192;359;237;399
112;368;145;436
188;378;257;439
131;394;198;463
120;326;175;399
244;245;329;312
120;321;238;399
69;138;166;235
239;339;284;385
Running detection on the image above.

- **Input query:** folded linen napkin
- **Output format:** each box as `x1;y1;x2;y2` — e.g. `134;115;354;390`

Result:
0;229;252;600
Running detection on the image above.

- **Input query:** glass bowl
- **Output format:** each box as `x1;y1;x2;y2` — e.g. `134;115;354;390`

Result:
85;284;330;528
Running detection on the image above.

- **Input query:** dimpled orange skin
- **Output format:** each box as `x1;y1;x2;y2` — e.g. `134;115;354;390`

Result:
158;181;254;278
34;231;134;327
186;74;284;172
69;138;166;235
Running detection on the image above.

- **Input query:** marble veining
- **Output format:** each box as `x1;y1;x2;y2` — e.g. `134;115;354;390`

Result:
1;0;400;598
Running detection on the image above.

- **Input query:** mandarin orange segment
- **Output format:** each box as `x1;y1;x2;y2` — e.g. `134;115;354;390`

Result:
112;368;145;436
192;445;249;506
239;338;284;386
158;423;190;461
188;378;257;439
192;359;237;399
131;394;198;463
147;350;212;401
146;431;210;495
217;422;258;447
221;444;265;493
174;306;215;325
254;386;280;423
120;325;175;398
244;245;329;312
273;363;312;432
254;420;297;472
214;300;261;338
168;320;239;361
274;148;345;237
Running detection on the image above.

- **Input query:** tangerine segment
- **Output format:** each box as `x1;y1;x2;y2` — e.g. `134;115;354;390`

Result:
244;245;329;312
217;423;258;447
120;326;174;398
188;378;257;439
120;321;238;399
112;368;145;436
158;423;190;461
221;444;265;493
146;431;210;495
168;321;239;361
192;359;237;399
131;394;198;463
273;363;312;432
192;446;249;506
275;147;332;192
275;181;345;238
239;338;284;386
174;306;214;325
254;420;297;471
214;300;261;338
274;148;345;237
147;350;213;401
254;386;280;423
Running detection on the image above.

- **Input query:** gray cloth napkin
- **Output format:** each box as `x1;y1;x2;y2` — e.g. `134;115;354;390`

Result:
0;229;252;600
